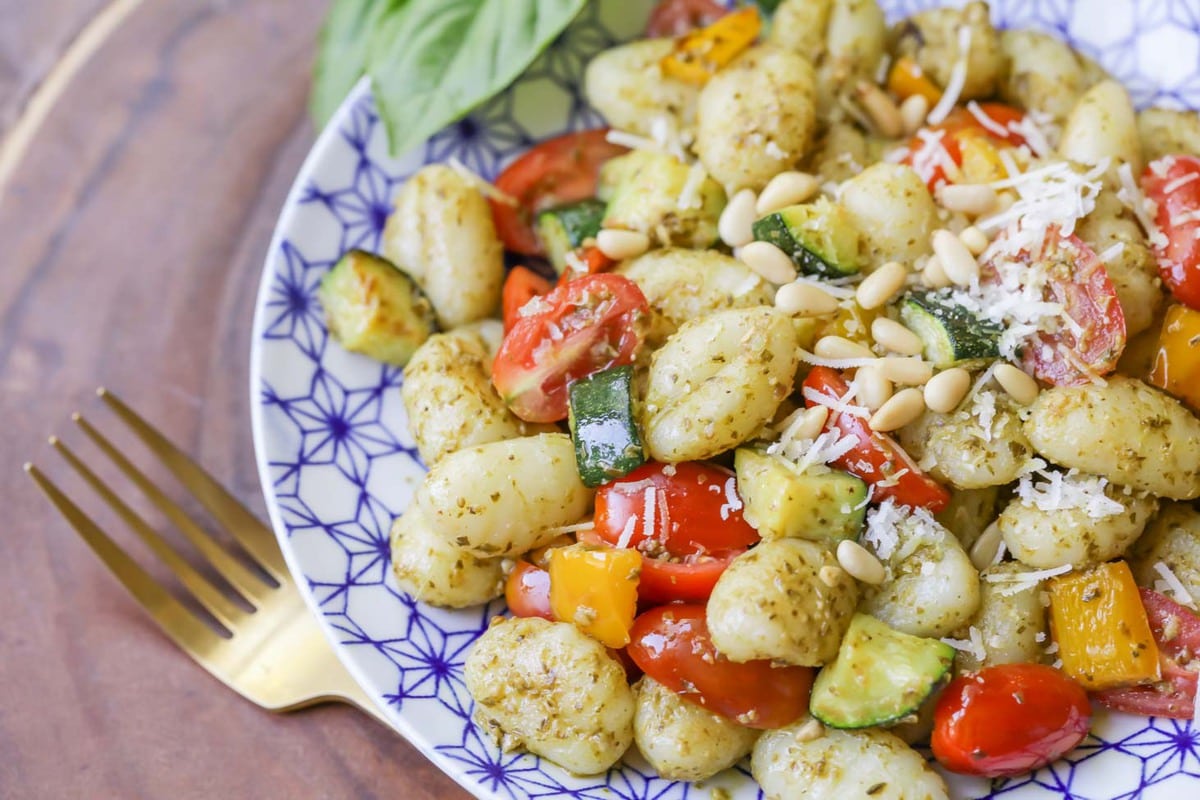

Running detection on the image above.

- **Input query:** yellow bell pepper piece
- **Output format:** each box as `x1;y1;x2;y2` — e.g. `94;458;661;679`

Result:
660;7;761;85
1149;304;1200;411
1048;561;1161;691
954;131;1008;184
549;544;641;648
886;56;943;105
817;303;877;347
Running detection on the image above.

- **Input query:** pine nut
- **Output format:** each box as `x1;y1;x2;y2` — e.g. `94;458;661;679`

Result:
856;365;894;411
719;188;758;248
776;281;840;317
923;255;952;288
924;367;971;413
871;317;924;356
819;564;846;587
814;335;875;361
596;228;650;261
740;241;796;284
869;387;926;431
995;363;1040;405
756;171;819;215
899;93;930;135
937;183;998;216
837;539;887;585
789;405;830;440
855;261;909;310
879;356;934;385
793;717;825;743
931;229;980;286
969;522;1004;571
959;225;990;256
855;80;903;138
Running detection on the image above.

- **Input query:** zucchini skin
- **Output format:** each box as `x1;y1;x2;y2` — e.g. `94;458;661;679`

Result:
750;198;863;278
900;290;1002;368
568;365;646;487
537;199;606;274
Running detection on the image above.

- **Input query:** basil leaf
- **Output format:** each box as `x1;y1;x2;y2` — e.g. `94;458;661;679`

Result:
366;0;588;156
311;0;402;127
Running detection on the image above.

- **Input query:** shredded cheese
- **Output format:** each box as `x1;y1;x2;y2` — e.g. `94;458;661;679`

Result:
719;476;742;520
615;516;637;550
941;626;987;663
1015;467;1125;519
1152;561;1198;610
801;387;871;419
927;25;972;125
985;564;1072;596
677;162;708;210
1117;161;1169;248
447;156;518;205
796;348;880;370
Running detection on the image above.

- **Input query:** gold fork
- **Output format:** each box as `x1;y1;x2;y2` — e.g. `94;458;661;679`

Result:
24;388;390;726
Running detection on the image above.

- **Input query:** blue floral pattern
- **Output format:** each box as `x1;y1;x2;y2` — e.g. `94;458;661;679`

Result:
250;2;1200;797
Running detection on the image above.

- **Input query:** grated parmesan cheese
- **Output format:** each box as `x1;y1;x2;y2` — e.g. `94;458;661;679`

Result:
677;162;708;210
801;386;871;419
927;25;972;125
985;564;1072;596
642;487;657;540
447;156;518;205
616;515;637;549
796;348;880;370
1015;467;1125;519
941;625;987;663
1117;161;1169;248
1152;561;1198;610
719;476;742;520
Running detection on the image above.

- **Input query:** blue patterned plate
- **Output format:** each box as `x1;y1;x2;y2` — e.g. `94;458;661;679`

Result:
250;2;1200;797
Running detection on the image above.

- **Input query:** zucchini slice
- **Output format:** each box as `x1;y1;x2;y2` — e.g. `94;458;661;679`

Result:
733;449;867;544
751;197;863;278
810;613;956;729
568;365;646;487
899;290;1003;368
536;199;606;275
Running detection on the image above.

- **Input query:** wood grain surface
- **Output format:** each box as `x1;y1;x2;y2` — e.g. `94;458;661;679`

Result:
0;1;469;797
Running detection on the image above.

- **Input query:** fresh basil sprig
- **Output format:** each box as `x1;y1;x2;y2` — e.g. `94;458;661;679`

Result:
312;0;588;156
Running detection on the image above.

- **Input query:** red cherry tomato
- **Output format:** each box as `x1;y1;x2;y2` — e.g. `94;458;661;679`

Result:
1094;588;1200;719
593;462;760;603
981;226;1126;386
1142;155;1200;310
492;273;648;423
501;266;553;332
489;129;627;256
645;0;729;37
802;366;950;512
932;663;1092;778
504;560;553;620
627;605;813;729
902;102;1027;192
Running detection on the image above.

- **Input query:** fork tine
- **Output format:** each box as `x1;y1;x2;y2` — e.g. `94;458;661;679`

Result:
49;436;249;630
24;463;225;658
71;413;274;602
98;388;287;581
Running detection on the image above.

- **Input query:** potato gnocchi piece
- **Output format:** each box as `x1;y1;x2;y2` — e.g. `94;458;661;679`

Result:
616;248;773;348
839;164;937;269
768;0;834;63
1128;502;1200;604
584;39;700;138
401;326;554;467
860;507;981;638
897;394;1035;490
1138;107;1200;162
1058;80;1143;173
381;165;504;328
1023;377;1200;500
893;1;1003;101
818;0;887;113
752;725;949;800
810;122;870;183
999;29;1094;122
466;617;634;775
1076;190;1163;338
695;45;817;191
633;676;759;782
389;502;507;608
707;538;858;666
643;307;800;463
416;433;593;557
935;486;1001;552
953;562;1049;673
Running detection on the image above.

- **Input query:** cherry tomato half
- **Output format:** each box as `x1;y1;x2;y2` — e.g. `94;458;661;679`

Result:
1142;154;1200;310
489;129;627;256
982;226;1126;386
492;273;648;423
802;366;950;512
1094;588;1200;719
504;560;554;620
501;266;553;332
645;0;729;37
932;663;1092;778
902;102;1027;192
627;604;813;729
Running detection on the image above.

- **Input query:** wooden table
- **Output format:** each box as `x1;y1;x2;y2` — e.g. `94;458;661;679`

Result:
0;2;468;797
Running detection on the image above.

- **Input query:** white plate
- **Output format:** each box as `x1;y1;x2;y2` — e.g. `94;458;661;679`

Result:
250;2;1200;797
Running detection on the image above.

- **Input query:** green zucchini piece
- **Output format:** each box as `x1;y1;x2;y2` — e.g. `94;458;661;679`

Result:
751;197;863;278
568;365;646;487
601;150;726;249
899;290;1003;368
810;614;956;729
536;199;606;275
734;449;867;544
319;249;436;366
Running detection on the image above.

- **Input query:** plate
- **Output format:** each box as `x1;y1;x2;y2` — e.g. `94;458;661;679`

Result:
250;2;1200;798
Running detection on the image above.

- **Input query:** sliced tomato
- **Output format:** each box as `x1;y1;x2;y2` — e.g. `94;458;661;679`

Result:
556;245;615;286
1142;155;1200;310
902;102;1028;192
492;273;648;423
932;663;1092;778
502;266;553;332
1094;588;1200;719
802;366;950;512
490;129;627;256
505;560;553;620
627;605;813;728
982;226;1126;386
645;0;728;37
